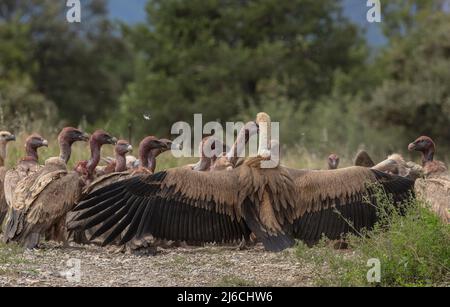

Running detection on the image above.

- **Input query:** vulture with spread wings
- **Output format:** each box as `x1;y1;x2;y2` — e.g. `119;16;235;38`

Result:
69;113;414;252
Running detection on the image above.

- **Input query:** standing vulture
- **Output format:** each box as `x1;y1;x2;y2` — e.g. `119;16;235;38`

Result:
0;131;16;226
69;113;414;252
2;134;48;227
408;136;448;177
408;136;449;223
2;129;116;248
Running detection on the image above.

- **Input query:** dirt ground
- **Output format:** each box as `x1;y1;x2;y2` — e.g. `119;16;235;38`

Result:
0;242;316;287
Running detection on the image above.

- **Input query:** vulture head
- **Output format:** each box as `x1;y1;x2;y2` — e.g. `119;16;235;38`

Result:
408;135;435;161
0;130;15;166
153;138;180;157
328;154;340;169
115;140;133;156
25;134;48;149
0;131;16;144
138;136;167;172
58;127;90;164
24;133;48;161
408;136;435;152
91;130;118;147
58;127;90;145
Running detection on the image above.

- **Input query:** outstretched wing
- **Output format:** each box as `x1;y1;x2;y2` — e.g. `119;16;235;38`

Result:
288;166;414;243
69;168;254;248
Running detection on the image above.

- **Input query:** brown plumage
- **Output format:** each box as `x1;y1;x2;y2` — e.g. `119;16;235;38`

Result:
1;129;118;248
327;153;340;169
0;131;16;226
408;136;448;177
2;134;48;227
354;150;375;167
372;154;423;180
68;113;414;252
68;136;168;244
407;136;449;223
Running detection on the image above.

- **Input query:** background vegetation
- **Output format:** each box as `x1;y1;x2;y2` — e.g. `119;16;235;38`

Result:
295;186;450;286
0;0;449;166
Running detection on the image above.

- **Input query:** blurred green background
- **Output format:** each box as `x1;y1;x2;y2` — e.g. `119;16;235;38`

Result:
0;0;449;169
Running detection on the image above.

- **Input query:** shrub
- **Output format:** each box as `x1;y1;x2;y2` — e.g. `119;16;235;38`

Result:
295;186;450;287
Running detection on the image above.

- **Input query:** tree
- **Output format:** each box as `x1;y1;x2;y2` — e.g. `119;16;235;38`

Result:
368;12;450;149
0;0;132;126
118;0;367;138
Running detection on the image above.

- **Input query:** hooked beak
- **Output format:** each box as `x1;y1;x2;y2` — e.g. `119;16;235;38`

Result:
6;134;16;141
408;143;416;151
42;139;49;147
127;145;133;152
108;137;118;145
152;140;167;149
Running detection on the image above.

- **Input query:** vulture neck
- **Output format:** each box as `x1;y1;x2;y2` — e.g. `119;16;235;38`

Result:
139;148;157;173
25;143;39;162
59;141;72;164
115;153;127;172
86;138;102;176
0;142;7;167
226;128;248;165
422;148;435;166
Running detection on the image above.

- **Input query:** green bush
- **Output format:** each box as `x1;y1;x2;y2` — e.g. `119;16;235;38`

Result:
295;187;450;287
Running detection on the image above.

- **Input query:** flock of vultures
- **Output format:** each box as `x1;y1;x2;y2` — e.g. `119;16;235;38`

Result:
0;112;448;253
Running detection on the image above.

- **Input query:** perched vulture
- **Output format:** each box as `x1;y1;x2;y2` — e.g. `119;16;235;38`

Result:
408;136;448;177
2;134;48;227
0;131;16;226
408;136;449;223
69;113;414;252
354;150;375;167
327;154;340;170
1;129;116;248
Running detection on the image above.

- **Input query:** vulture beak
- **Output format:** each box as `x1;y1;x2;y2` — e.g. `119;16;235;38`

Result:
6;134;16;141
127;145;133;152
42;139;49;147
407;143;416;151
152;140;166;149
109;137;118;145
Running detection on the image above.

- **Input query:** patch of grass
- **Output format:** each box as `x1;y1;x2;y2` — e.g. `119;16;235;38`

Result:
0;242;29;276
295;186;450;287
172;255;187;266
215;275;257;287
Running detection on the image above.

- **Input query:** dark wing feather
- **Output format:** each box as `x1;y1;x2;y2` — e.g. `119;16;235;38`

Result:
290;167;414;244
68;170;253;248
